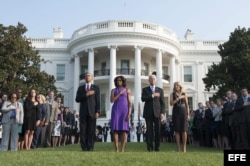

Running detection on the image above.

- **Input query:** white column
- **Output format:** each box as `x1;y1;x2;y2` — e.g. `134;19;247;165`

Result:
134;46;142;121
169;55;176;115
108;45;117;119
88;48;94;82
196;61;205;107
156;49;163;88
73;54;80;112
169;55;176;87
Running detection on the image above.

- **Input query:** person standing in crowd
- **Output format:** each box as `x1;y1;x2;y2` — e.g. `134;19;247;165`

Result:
210;100;221;148
0;93;8;145
32;94;48;148
102;123;109;142
141;74;165;152
170;81;189;152
187;110;194;145
51;106;63;147
136;122;142;142
110;75;132;152
204;101;213;147
235;87;250;150
73;112;80;144
141;122;147;142
16;89;25;150
229;92;240;149
129;122;136;142
222;90;234;149
75;72;100;151
69;109;75;144
63;107;73;146
46;91;59;147
56;97;63;109
23;89;40;150
0;92;23;151
193;102;205;146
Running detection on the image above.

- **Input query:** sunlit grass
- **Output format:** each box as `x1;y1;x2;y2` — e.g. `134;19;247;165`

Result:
0;142;223;166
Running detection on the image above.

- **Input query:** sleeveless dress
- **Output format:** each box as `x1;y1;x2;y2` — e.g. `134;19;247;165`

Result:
52;113;62;136
23;100;38;131
172;92;188;132
110;88;129;132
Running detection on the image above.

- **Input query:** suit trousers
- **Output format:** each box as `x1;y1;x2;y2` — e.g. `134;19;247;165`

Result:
32;126;42;148
239;122;248;149
45;122;53;147
40;125;48;147
80;115;96;151
145;117;161;151
0;119;18;151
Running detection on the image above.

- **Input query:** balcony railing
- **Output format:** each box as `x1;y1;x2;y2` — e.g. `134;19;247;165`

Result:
79;69;170;81
116;68;135;75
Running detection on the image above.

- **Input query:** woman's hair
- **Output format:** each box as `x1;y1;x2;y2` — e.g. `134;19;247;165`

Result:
39;94;46;103
114;75;126;87
173;81;183;93
26;89;38;102
8;92;18;101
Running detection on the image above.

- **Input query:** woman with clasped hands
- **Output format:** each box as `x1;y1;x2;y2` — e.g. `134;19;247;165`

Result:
0;92;24;151
170;82;190;153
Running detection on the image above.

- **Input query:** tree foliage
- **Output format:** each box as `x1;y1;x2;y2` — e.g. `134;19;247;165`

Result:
0;22;57;96
203;27;250;98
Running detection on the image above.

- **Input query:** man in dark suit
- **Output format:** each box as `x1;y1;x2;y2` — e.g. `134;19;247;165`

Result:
204;101;213;147
221;90;233;149
223;92;240;149
193;102;205;146
235;87;249;149
141;74;165;152
75;72;100;151
102;123;109;142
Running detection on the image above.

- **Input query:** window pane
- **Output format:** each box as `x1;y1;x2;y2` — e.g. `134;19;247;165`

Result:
188;97;193;112
57;64;65;81
100;94;106;117
184;66;192;82
163;66;168;74
121;60;129;74
81;65;88;74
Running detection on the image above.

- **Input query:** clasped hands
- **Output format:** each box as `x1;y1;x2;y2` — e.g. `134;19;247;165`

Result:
86;90;95;96
243;101;250;106
177;95;185;101
152;92;160;97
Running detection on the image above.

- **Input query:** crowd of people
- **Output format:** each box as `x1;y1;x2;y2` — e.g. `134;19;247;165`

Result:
0;90;80;151
1;72;249;153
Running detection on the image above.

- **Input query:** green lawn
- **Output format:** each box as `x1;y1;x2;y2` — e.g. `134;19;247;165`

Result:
0;142;223;166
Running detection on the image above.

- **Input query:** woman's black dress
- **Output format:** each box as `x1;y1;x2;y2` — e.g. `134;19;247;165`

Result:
172;92;188;132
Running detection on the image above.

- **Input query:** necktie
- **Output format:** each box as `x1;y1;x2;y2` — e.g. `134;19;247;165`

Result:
244;97;248;102
87;84;90;91
151;86;154;93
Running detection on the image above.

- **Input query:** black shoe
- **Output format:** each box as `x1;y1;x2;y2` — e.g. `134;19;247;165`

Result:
154;148;159;152
147;147;153;152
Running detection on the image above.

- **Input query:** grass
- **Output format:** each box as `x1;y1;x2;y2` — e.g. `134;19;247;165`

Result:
0;142;223;166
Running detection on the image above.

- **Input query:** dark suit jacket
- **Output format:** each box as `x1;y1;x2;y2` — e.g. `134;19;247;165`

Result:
141;86;165;118
193;109;204;129
75;84;100;119
235;97;250;123
222;101;236;127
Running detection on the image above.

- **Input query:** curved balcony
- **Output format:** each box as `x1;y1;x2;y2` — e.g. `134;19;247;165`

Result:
79;69;170;81
71;20;179;43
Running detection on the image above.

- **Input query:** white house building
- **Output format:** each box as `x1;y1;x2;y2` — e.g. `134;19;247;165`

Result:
31;20;223;126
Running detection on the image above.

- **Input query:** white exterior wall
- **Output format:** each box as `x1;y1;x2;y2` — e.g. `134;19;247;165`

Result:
31;20;224;127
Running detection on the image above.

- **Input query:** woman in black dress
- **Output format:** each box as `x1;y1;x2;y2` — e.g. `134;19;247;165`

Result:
23;89;39;150
170;82;190;152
